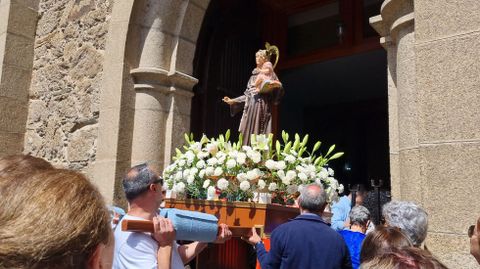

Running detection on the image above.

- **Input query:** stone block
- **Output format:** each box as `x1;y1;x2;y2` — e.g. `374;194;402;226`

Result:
389;153;401;199
0;96;28;133
133;0;184;33
96;108;121;160
426;232;479;269
415;0;480;43
398;148;424;204
0;2;9;36
135;90;171;112
137;26;174;70
14;0;40;11
416;32;480;142
175;38;196;75
191;0;210;10
7;1;38;39
0;64;31;100
93;159;119;204
131;108;167;164
110;0;135;23
3;33;34;70
179;3;205;43
420;142;480;235
172;88;193;116
0;131;24;156
67;124;97;162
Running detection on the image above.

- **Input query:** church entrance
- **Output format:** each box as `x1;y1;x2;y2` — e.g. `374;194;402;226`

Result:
192;0;388;190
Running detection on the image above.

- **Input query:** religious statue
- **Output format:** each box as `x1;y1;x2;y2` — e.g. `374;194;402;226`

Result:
222;43;283;145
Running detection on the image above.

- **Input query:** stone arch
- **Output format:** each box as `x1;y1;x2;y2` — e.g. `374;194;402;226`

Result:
94;0;209;204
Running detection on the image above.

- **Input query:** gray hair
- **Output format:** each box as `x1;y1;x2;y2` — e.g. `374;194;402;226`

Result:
382;201;428;247
349;205;370;226
123;163;161;201
298;184;327;213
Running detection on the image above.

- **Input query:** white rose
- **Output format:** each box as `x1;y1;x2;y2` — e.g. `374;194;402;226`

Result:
265;160;276;170
286;170;297;181
251;152;261;163
237;173;248;182
175;182;186;193
186;175;195;184
318;168;328;179
196;160;206;169
328;167;334;176
203;179;211;189
226;159;237;169
205;166;215;176
228;151;238;159
175;171;183;181
315;178;322;185
285;155;296;163
185;151;195;162
178;159;186;167
242;146;252;152
246;170;258;181
237;153;247;165
338;184;344;194
214;167;223;176
199;169;206;178
217;178;229;190
286;184;298;194
197;152;209;159
189;168;198;176
240;180;250;191
277;170;285;179
298;172;308;182
257;179;266;190
296;165;305;173
217;155;226;164
207;186;216;196
207;158;218;166
282;177;291;185
206;143;218;155
275;161;286;170
268;182;278;191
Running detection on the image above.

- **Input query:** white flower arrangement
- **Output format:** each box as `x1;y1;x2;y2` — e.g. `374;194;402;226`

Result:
163;130;345;204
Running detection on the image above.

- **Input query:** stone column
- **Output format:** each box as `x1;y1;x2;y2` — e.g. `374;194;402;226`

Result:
0;0;38;156
370;0;420;202
128;0;199;171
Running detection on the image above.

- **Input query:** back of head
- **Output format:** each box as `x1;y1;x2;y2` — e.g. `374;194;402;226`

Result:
123;163;161;202
360;226;413;263
360;247;448;269
349;205;370;226
298;184;327;213
382;200;428;247
0;169;111;268
0;154;53;186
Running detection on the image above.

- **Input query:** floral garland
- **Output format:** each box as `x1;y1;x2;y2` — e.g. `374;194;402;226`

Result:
163;131;345;204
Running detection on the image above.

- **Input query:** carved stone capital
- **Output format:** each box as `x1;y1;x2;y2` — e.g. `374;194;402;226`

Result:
130;67;198;98
369;0;414;47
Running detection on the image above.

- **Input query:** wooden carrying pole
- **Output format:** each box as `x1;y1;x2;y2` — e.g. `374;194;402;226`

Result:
121;219;264;238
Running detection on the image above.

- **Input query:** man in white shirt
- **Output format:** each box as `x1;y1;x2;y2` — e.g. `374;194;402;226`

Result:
113;163;232;269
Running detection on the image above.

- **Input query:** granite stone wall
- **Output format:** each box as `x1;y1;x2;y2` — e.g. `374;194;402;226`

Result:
25;0;112;176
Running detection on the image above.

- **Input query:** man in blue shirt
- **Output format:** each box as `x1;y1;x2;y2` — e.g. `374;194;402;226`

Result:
331;185;367;231
338;206;370;269
245;184;352;269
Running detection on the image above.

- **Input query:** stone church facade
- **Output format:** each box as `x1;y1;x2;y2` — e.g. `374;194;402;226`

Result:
0;0;479;267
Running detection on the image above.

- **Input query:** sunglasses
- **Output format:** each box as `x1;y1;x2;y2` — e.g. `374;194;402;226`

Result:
468;225;476;238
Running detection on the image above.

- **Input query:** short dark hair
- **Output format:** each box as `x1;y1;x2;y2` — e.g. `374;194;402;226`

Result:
298;184;327;213
123;163;162;201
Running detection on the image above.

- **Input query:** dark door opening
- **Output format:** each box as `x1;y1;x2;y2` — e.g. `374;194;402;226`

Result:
279;49;389;189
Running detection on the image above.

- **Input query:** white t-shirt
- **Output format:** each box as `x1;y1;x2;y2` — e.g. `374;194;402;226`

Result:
113;214;184;269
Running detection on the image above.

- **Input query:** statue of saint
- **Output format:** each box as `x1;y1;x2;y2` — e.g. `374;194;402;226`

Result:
222;46;283;145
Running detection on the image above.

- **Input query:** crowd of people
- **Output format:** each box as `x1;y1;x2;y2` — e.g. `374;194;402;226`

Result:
0;154;479;269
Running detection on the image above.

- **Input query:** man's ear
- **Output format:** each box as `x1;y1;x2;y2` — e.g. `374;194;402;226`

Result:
87;244;105;269
149;184;156;192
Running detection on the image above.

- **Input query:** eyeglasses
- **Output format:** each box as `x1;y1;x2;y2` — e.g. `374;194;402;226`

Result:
468;225;476;238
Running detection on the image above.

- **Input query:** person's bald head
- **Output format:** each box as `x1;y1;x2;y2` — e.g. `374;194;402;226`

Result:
298;184;327;214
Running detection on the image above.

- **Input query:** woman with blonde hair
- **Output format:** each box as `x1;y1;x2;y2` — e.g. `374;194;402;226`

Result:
0;169;113;269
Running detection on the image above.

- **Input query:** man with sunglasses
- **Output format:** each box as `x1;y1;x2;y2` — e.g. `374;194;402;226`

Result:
113;163;232;269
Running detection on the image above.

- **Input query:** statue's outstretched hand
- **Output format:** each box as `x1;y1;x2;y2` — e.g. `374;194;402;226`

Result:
223;96;234;105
